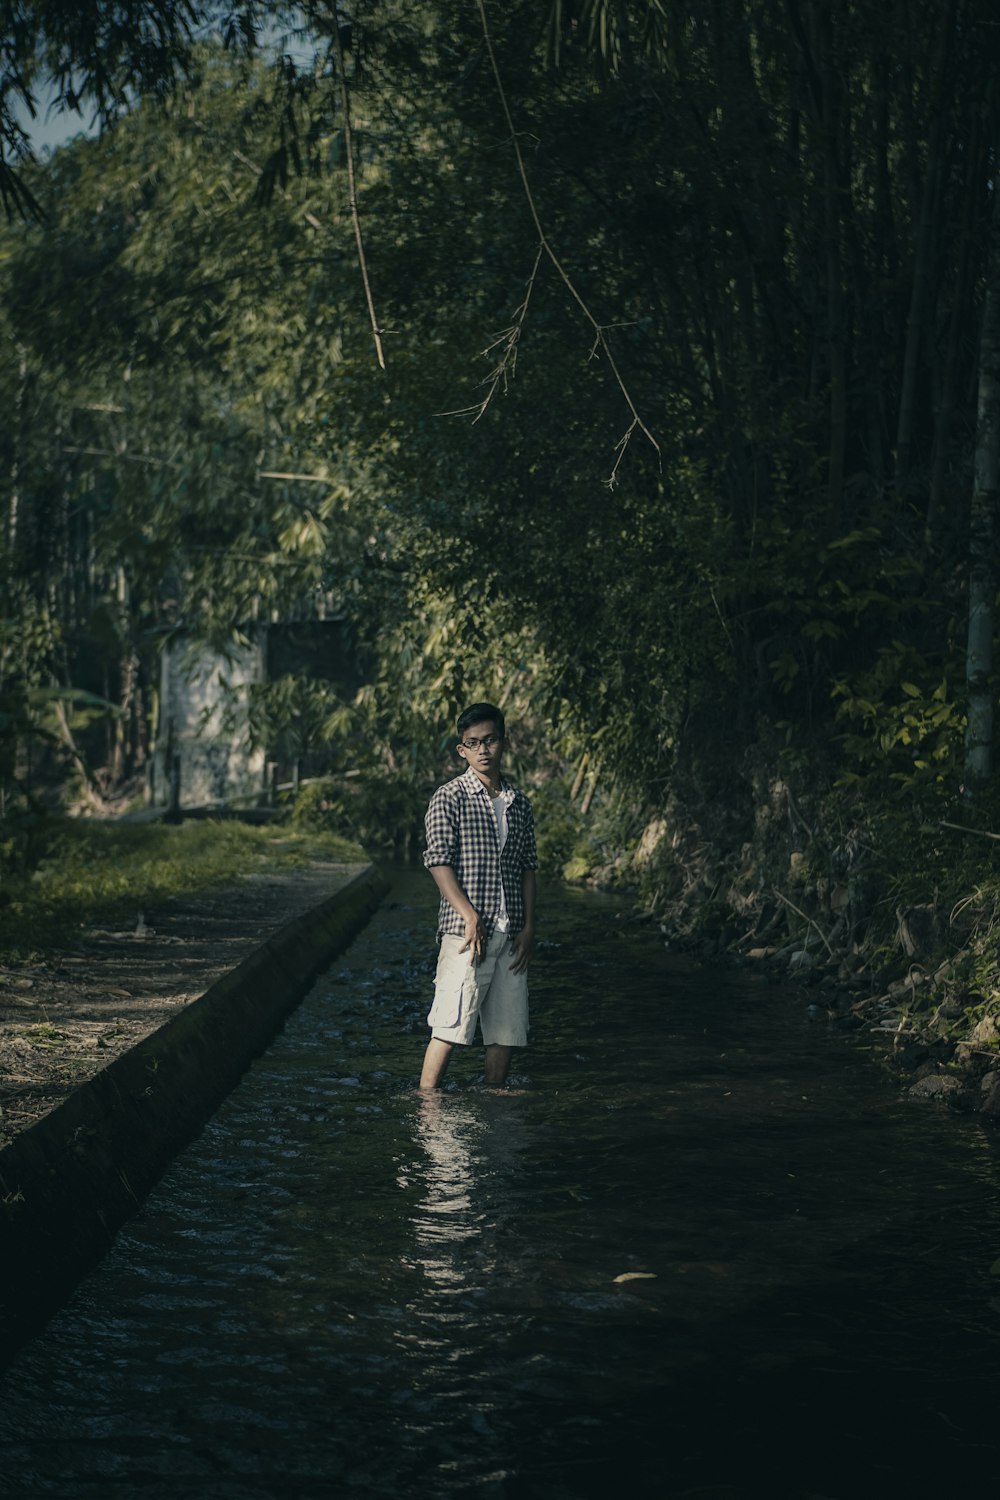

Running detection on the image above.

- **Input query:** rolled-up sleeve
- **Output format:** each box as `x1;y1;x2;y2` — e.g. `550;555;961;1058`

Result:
423;787;458;868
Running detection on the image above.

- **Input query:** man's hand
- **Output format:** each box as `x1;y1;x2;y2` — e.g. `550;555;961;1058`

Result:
509;924;534;975
459;911;488;965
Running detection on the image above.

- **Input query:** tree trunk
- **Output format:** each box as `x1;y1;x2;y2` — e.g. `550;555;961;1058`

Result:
927;112;984;543
787;0;848;520
964;178;1000;783
8;347;28;550
819;6;846;520
895;0;956;493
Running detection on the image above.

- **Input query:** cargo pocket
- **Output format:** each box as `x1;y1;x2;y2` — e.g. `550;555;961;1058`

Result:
427;939;472;1029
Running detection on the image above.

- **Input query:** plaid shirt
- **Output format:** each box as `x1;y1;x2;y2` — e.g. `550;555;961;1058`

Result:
423;766;538;938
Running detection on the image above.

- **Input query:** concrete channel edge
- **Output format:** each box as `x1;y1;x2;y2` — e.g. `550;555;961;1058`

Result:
0;861;390;1366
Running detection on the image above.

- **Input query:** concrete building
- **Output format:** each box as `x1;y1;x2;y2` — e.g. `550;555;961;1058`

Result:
150;619;364;811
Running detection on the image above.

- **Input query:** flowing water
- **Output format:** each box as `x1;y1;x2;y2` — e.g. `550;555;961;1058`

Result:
2;868;1000;1499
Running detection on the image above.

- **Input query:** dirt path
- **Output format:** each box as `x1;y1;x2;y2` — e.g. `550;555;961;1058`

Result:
0;862;368;1146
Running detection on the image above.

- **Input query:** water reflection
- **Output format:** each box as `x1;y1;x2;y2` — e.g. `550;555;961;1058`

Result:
410;1092;483;1286
407;1092;529;1296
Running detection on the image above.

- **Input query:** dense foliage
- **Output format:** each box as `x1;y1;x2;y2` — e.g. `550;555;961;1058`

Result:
2;1;1000;873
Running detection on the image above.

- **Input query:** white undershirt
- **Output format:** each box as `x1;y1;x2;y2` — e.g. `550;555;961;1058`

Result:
491;790;510;935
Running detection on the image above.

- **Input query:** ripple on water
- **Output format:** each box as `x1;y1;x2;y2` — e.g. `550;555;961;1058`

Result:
2;870;1000;1498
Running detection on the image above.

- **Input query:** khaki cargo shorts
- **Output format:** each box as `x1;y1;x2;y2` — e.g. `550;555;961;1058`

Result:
427;928;529;1047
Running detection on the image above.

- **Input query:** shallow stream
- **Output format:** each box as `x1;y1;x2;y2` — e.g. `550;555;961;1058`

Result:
2;869;1000;1497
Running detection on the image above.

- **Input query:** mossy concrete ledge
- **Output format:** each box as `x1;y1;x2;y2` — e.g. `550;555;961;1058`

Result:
0;862;389;1365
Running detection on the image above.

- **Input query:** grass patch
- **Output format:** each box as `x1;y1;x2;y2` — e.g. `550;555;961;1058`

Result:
0;817;366;962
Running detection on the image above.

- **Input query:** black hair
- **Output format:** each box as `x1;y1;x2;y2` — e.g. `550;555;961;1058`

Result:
456;702;506;740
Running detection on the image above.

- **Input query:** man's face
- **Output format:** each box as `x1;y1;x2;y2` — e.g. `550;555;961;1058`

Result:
456;719;505;780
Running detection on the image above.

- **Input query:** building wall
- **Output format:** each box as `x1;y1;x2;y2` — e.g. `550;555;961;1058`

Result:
151;635;267;809
149;619;364;809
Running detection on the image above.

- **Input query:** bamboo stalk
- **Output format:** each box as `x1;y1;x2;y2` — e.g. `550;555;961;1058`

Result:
939;820;1000;842
570;751;589;801
331;1;385;371
580;761;602;816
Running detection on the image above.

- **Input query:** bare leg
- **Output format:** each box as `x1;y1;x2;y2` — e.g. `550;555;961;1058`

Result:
420;1037;455;1090
484;1044;513;1087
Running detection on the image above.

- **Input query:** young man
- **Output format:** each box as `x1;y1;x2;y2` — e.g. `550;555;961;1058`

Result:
419;702;538;1089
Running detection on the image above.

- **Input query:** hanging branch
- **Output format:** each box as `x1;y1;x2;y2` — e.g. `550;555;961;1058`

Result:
474;0;659;484
438;243;544;421
330;0;385;370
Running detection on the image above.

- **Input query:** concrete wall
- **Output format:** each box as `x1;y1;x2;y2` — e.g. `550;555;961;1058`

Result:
149;620;368;810
152;635;267;808
0;864;389;1367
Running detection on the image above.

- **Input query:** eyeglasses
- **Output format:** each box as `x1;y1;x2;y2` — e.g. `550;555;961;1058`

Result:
460;734;502;750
